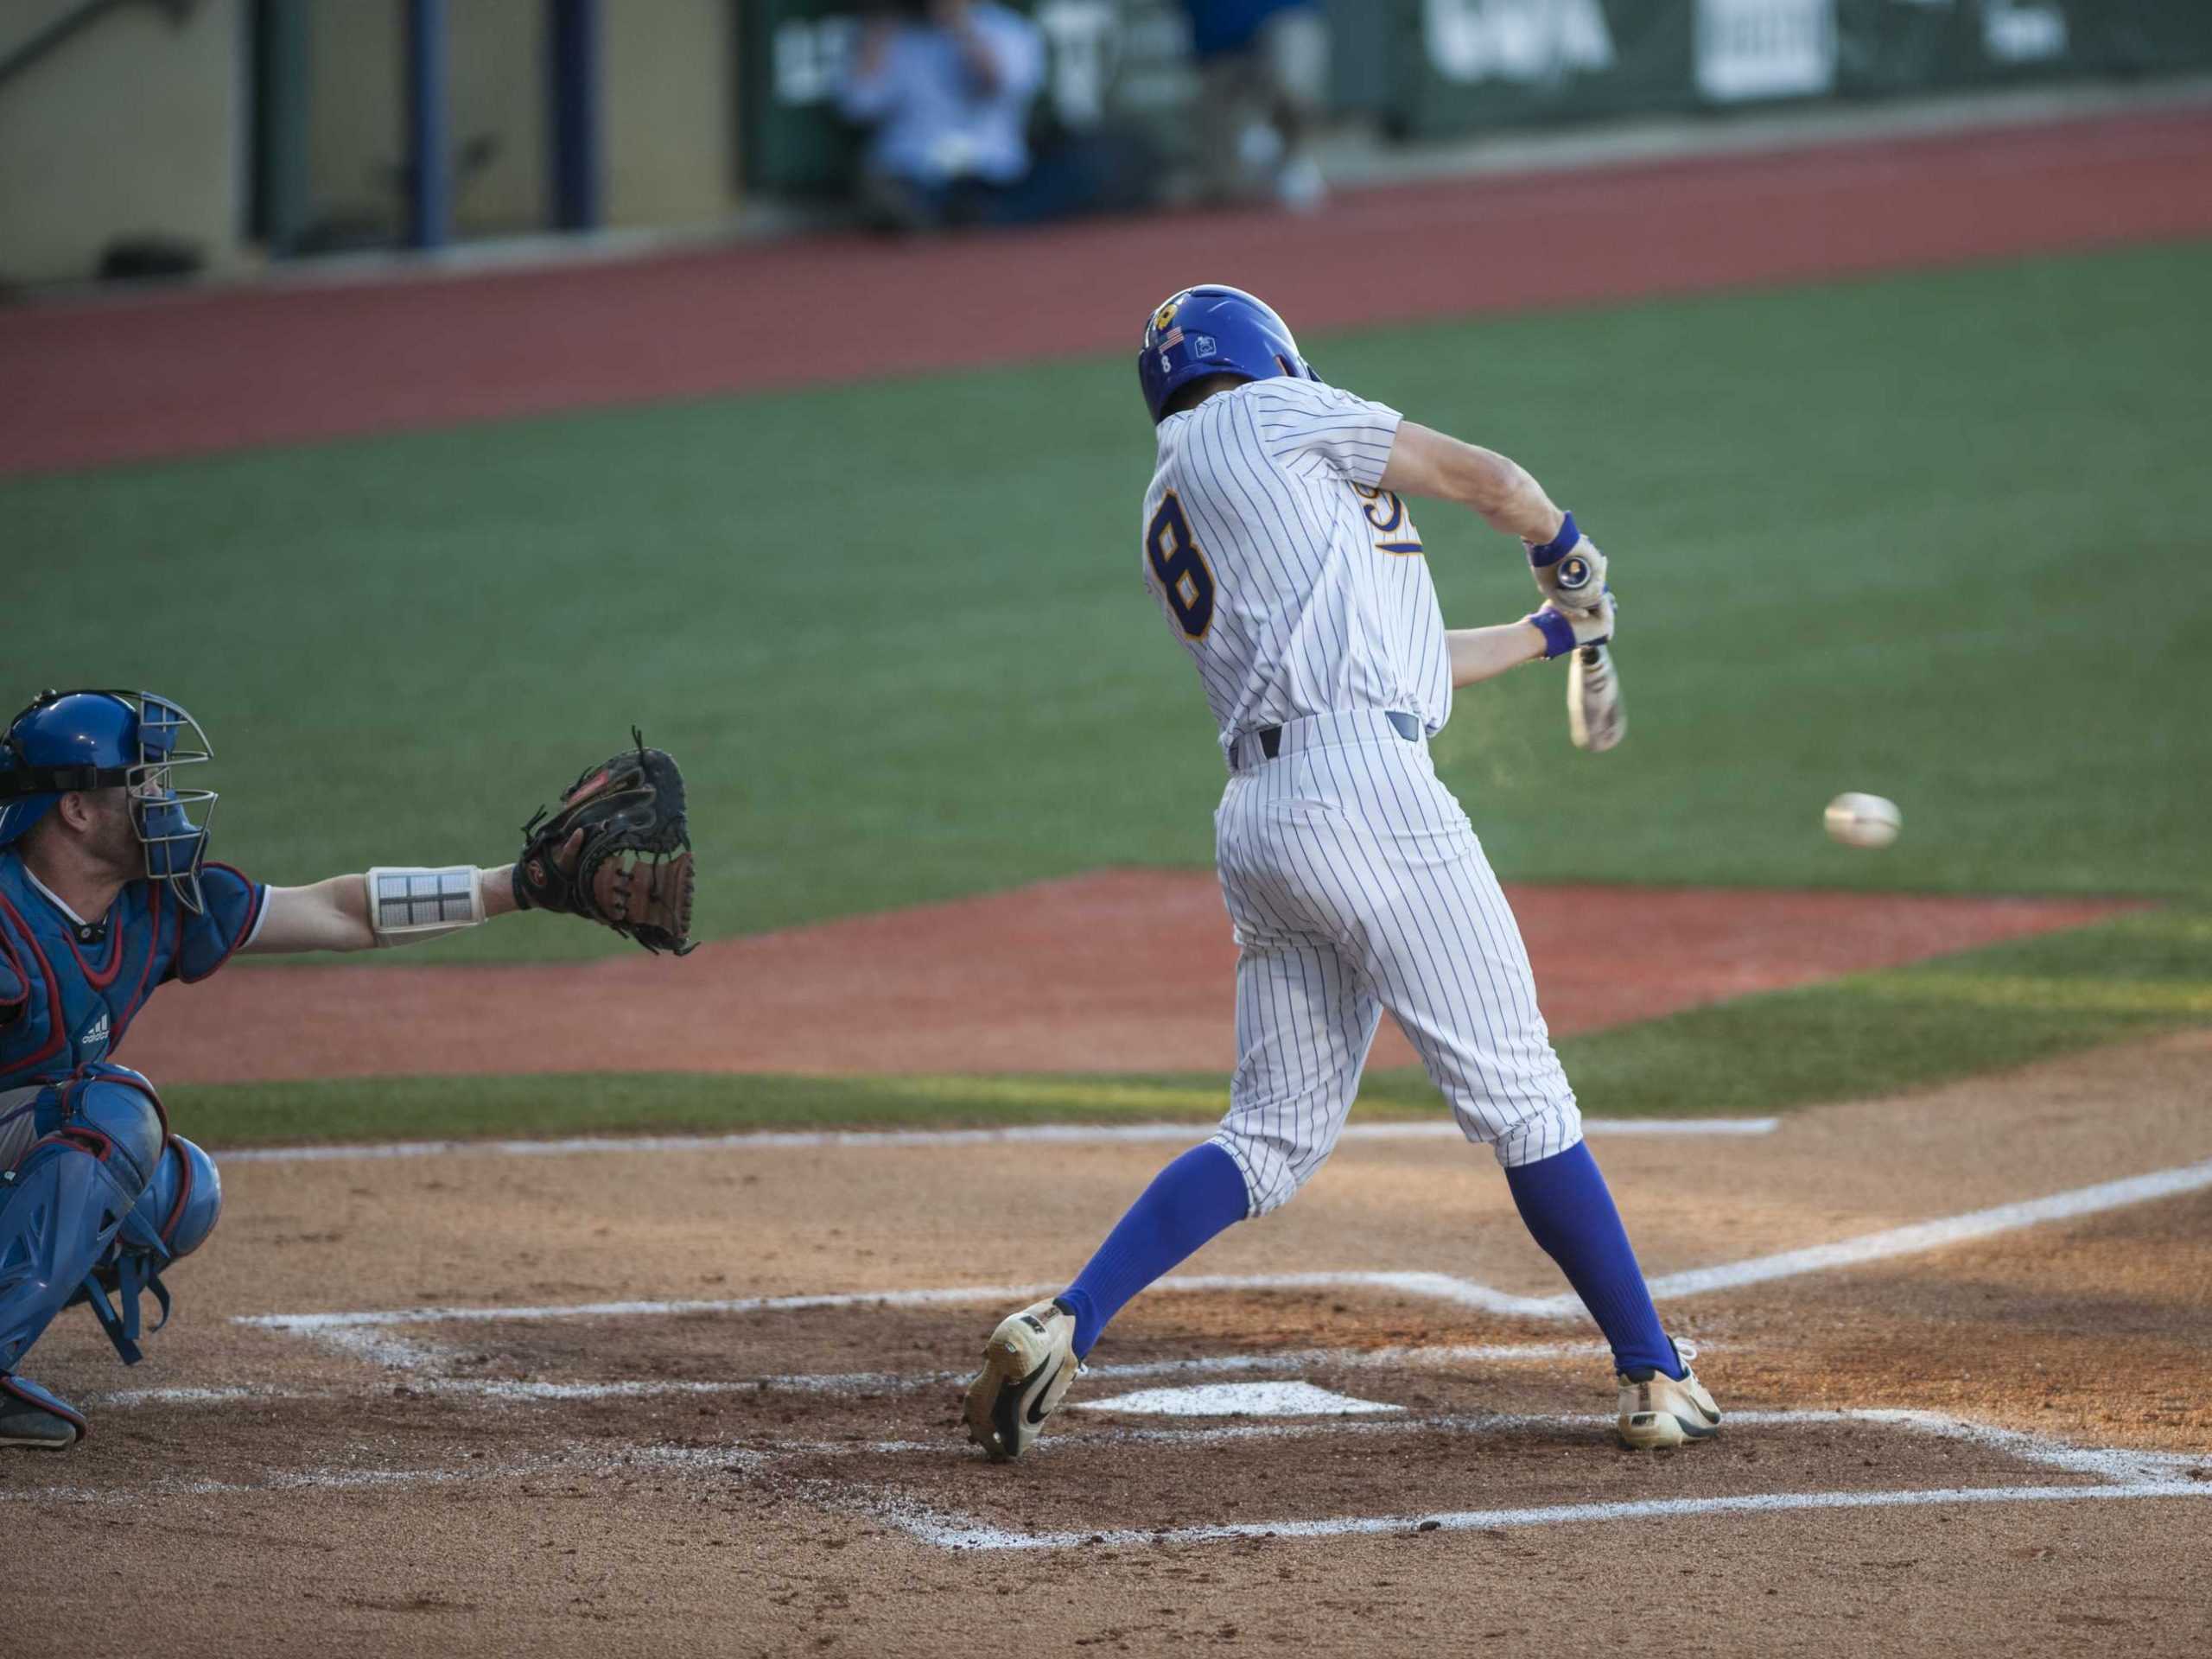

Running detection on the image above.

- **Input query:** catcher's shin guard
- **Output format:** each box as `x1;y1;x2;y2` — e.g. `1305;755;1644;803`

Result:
71;1135;223;1364
963;1298;1079;1461
0;1072;167;1374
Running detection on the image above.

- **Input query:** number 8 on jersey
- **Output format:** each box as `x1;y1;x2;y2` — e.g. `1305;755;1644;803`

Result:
1146;490;1216;640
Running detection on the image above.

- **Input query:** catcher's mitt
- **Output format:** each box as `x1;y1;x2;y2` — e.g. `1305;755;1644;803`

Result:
512;730;696;956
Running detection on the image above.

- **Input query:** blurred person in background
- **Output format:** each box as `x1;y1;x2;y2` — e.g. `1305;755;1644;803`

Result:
1179;0;1330;211
839;0;1052;231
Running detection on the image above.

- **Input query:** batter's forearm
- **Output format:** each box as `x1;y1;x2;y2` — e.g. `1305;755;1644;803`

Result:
1447;622;1548;688
1470;456;1567;545
1379;422;1566;545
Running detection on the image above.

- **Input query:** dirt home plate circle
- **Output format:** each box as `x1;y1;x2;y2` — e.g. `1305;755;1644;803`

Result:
1825;791;1902;849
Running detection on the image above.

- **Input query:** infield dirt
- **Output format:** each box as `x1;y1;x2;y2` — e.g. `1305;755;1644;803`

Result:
7;1030;2209;1657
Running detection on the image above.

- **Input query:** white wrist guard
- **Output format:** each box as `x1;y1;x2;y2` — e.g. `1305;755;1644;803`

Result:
365;866;486;944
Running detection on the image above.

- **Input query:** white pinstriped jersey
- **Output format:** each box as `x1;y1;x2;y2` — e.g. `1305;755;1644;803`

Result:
1135;373;1580;1199
1141;378;1452;759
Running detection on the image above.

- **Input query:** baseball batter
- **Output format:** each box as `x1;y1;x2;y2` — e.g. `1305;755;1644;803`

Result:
964;285;1719;1456
0;690;692;1450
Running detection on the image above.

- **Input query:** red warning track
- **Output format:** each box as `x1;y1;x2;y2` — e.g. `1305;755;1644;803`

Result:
122;872;2134;1084
3;107;2210;478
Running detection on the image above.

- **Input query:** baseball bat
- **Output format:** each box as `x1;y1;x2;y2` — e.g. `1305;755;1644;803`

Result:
1567;644;1624;752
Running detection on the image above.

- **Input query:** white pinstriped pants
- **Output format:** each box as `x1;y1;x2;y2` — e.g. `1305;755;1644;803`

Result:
1210;710;1582;1214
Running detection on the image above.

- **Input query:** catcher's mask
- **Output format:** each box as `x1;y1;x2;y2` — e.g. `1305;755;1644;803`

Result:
0;690;219;913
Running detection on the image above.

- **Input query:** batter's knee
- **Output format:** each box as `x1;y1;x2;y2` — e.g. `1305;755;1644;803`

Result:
1209;1120;1325;1217
1481;1094;1585;1169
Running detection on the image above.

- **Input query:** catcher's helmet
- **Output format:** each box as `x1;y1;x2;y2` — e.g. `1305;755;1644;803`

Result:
1138;284;1318;423
0;690;219;912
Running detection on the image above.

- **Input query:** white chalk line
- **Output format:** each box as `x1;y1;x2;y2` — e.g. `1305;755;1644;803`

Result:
410;1337;1626;1401
79;1394;2196;1495
853;1408;2212;1550
0;1440;725;1507
100;1341;1619;1408
879;1481;2212;1552
75;1342;1649;1416
1627;1154;2212;1311
582;1407;1795;1467
315;1325;467;1371
789;1408;2212;1478
86;1385;298;1410
13;1409;2206;1529
217;1116;1777;1166
237;1281;1084;1332
234;1154;2212;1338
234;1272;1567;1333
1091;1340;1617;1382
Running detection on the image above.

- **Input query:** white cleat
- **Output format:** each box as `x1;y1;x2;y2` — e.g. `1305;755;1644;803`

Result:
963;1298;1079;1461
1616;1345;1721;1450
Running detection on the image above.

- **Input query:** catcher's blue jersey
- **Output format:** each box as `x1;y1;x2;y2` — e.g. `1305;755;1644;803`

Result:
0;852;265;1090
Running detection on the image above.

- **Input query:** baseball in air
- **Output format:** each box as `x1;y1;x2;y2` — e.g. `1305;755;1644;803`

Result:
1824;791;1901;849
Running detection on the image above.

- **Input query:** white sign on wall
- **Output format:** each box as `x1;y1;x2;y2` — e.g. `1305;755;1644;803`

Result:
1984;0;2068;65
772;5;1123;126
772;17;860;105
1694;0;1837;103
1422;0;1616;86
1036;0;1119;125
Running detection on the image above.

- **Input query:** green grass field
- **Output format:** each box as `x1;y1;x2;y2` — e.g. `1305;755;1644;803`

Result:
14;241;2212;1143
166;904;2211;1143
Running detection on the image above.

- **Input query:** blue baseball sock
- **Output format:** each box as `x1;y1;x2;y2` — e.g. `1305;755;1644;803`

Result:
1058;1141;1250;1358
1503;1141;1681;1379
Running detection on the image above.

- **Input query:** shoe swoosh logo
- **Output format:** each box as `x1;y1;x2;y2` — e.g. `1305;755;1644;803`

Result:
1018;1352;1058;1426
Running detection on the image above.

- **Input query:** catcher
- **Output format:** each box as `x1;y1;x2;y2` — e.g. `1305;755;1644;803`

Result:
0;690;693;1450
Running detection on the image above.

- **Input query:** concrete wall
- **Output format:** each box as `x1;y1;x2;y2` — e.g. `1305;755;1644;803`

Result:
301;0;399;242
448;0;547;233
604;0;738;229
303;0;736;245
0;0;739;282
304;0;547;244
0;0;246;285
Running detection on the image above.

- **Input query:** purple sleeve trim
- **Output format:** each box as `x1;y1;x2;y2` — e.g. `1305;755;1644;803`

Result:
1526;510;1580;569
1527;608;1578;660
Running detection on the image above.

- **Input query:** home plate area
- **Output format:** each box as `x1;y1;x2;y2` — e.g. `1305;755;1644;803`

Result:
166;1282;2209;1551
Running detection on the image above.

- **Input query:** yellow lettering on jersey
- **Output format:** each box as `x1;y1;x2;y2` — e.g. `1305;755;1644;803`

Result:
1351;482;1425;556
